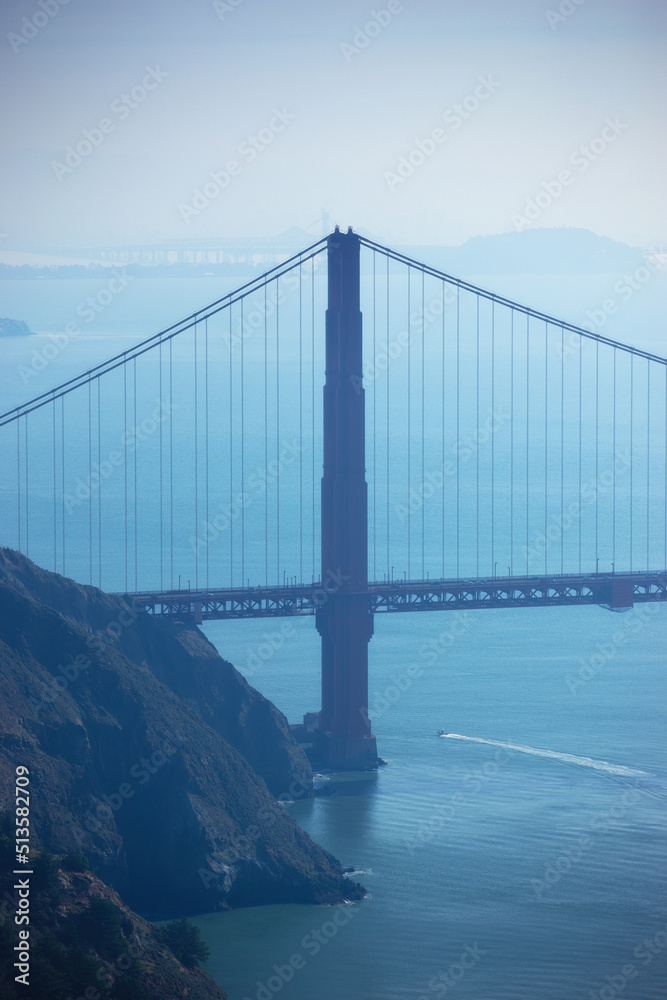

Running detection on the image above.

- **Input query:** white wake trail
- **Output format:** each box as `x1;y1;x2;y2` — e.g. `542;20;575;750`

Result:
440;734;647;777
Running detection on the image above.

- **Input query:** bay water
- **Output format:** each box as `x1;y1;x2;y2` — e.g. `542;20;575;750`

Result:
0;266;665;999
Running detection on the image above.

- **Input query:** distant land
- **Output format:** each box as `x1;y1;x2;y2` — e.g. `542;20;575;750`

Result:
401;227;649;275
0;317;32;335
0;227;657;279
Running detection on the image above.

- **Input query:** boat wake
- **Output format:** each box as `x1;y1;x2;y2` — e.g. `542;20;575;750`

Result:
439;734;647;777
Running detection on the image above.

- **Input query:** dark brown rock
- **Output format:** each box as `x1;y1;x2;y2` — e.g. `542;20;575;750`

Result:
0;549;364;917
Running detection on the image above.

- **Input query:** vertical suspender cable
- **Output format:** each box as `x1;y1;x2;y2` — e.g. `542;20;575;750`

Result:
456;286;460;579
159;341;163;590
613;350;616;569
491;300;495;575
386;255;390;579
133;358;137;591
595;341;599;567
61;396;66;576
300;265;304;584
205;316;209;589
299;265;304;583
510;310;514;574
240;301;244;589
526;315;530;576
16;420;21;553
442;280;446;579
544;322;548;576
630;354;634;570
578;336;582;574
276;276;280;585
421;270;425;579
407;266;411;579
476;296;480;577
372;252;376;581
53;398;57;572
229;307;233;586
312;265;315;582
194;319;199;589
169;341;173;590
373;254;378;581
98;378;102;588
265;285;269;586
60;399;64;573
25;415;29;558
560;326;564;574
88;384;92;584
124;362;128;590
646;360;650;572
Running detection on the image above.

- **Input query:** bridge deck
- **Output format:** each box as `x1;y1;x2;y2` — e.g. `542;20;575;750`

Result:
117;571;667;623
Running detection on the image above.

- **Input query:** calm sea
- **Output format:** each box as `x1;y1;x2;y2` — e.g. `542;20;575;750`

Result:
0;269;665;999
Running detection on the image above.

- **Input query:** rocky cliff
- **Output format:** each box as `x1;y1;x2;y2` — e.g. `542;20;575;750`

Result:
0;549;363;917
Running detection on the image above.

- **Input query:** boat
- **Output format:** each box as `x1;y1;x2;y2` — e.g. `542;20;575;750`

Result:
437;729;448;736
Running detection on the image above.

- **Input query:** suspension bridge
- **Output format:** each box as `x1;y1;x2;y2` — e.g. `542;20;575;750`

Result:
1;227;666;768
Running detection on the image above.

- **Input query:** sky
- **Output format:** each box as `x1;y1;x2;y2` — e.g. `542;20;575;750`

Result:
1;0;666;249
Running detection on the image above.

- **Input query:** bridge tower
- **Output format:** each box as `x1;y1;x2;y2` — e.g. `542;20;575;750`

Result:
312;227;378;770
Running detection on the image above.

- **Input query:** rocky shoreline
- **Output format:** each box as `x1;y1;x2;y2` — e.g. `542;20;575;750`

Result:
0;548;365;997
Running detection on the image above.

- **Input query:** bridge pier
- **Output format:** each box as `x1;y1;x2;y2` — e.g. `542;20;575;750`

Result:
311;227;378;771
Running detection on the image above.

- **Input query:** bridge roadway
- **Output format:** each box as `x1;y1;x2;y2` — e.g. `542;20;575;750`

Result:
118;570;667;623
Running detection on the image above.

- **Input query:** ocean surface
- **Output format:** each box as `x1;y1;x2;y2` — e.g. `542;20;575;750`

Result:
1;268;666;999
196;607;667;1000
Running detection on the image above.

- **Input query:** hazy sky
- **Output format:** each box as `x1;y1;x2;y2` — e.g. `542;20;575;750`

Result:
1;0;665;248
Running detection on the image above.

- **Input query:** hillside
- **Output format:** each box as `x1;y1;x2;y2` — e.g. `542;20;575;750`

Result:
0;548;363;918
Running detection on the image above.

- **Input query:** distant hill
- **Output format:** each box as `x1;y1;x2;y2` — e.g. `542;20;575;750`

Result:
0;317;32;335
396;228;645;275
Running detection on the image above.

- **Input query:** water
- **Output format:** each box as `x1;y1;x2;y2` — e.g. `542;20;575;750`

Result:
1;270;666;998
196;607;667;1000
